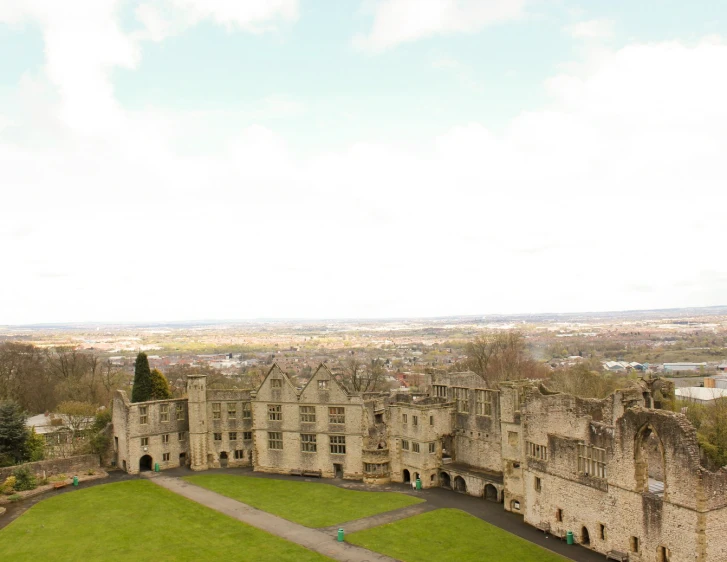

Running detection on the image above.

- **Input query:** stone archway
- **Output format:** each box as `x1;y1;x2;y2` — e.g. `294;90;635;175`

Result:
635;423;667;498
581;526;590;546
403;469;411;483
440;471;451;489
454;475;467;493
485;483;498;502
139;455;153;472
219;451;229;468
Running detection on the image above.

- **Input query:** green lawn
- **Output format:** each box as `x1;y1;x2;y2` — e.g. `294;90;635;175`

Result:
184;474;423;527
348;508;568;562
0;480;331;562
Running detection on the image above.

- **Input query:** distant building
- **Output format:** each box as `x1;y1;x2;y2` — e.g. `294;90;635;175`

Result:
675;387;727;403
663;363;707;373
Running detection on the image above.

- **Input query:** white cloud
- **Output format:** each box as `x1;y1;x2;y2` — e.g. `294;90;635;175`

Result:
1;4;727;322
354;0;525;52
566;19;614;40
135;0;299;42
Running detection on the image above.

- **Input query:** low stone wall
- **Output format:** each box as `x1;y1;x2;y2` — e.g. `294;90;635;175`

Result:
0;454;100;481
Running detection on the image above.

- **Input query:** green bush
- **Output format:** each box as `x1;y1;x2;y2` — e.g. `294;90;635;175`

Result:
8;493;22;502
2;475;16;494
12;466;37;491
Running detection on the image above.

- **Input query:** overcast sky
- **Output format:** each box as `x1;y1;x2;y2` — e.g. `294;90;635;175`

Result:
1;1;726;324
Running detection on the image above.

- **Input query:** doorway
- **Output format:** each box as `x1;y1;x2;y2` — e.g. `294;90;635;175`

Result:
220;451;229;468
658;546;670;562
139;455;153;472
440;472;451;489
454;476;467;493
334;463;343;478
582;527;590;546
485;484;498;502
403;469;411;483
179;452;187;467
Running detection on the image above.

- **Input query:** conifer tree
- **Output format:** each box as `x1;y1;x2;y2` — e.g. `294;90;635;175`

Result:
131;352;153;403
150;369;172;400
0;401;28;466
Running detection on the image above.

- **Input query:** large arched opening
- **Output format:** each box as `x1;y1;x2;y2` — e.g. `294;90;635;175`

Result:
635;423;667;498
219;451;229;468
484;484;498;502
440;472;451;489
139;455;153;472
454;476;467;493
403;469;411;483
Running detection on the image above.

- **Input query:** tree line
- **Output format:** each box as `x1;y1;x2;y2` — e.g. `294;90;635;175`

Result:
0;343;126;413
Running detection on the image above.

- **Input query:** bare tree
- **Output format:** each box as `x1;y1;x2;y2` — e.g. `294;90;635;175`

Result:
465;331;547;386
339;355;387;393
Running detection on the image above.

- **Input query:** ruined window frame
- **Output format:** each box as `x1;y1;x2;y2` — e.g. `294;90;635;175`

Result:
300;405;316;423
433;385;447;398
160;404;169;422
234;449;244;459
139;406;148;425
228;403;237;419
268;432;283;450
318;380;328;390
162;452;170;461
475;390;492;416
212;402;221;420
140;437;148;447
229;432;237;441
429;442;436;454
401;439;409;451
300;433;317;452
412;415;418;426
402;413;408;424
412;442;420;453
534;476;542;492
329;407;345;424
577;443;607;479
242;402;251;419
453;387;469;413
329;434;346;454
243;431;252;441
271;378;282;389
526;441;548;461
213;432;222;441
162;434;169;444
178;432;185;441
176;403;184;421
268;404;282;421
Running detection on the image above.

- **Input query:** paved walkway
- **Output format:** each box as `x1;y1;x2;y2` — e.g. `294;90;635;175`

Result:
319;502;435;536
150;475;398;562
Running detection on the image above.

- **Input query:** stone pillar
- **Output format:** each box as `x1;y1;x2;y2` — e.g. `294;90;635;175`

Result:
187;375;208;471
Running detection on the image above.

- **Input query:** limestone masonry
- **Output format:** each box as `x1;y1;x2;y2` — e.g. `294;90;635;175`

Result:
112;364;727;562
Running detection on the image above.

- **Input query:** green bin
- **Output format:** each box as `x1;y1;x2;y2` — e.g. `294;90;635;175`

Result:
72;476;78;487
154;462;160;472
337;528;344;542
566;531;574;545
415;478;422;490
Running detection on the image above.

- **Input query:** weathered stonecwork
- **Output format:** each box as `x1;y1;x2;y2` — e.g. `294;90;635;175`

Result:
113;365;727;561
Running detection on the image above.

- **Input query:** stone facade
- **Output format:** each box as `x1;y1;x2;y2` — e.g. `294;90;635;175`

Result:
112;365;727;561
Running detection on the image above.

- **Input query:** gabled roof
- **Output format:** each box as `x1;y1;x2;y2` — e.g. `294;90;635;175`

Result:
299;363;352;398
257;362;299;395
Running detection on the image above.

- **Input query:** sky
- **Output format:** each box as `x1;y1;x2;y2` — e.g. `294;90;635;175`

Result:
1;0;727;324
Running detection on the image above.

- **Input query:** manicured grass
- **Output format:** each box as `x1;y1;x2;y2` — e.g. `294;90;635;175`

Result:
184;474;423;527
0;480;331;562
348;508;568;562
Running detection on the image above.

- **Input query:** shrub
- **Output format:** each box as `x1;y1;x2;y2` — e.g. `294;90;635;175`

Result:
12;466;37;491
86;469;95;475
1;475;16;494
8;493;22;502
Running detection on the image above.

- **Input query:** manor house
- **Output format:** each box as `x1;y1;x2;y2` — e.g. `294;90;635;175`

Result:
113;365;727;562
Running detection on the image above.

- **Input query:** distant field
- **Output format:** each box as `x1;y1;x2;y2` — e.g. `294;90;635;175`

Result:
0;480;331;562
184;474;423;527
347;508;567;562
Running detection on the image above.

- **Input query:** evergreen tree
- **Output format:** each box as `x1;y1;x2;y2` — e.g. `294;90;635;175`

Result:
131;352;153;403
0;401;28;466
150;369;172;400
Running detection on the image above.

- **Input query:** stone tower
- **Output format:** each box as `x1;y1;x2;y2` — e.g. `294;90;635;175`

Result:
187;374;208;471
